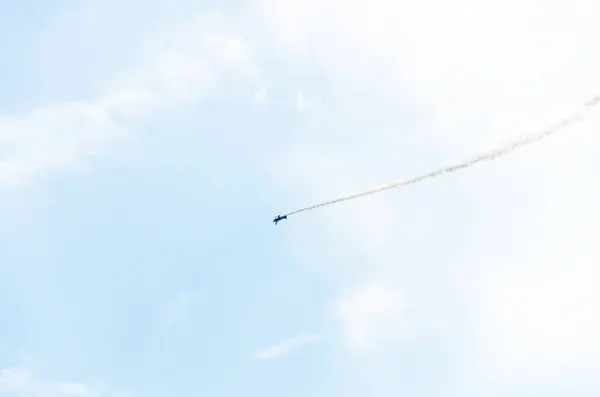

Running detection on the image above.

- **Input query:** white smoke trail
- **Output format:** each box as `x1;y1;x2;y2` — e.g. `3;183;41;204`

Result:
284;95;600;217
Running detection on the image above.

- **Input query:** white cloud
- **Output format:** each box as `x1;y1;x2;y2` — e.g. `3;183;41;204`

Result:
255;0;599;136
258;0;600;394
334;282;405;353
473;266;600;387
0;12;258;188
296;91;306;111
253;84;271;105
0;100;131;187
0;365;90;397
160;292;195;330
335;283;405;352
458;176;600;393
254;334;320;360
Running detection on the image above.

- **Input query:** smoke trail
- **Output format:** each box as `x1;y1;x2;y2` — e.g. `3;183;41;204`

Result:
284;95;600;217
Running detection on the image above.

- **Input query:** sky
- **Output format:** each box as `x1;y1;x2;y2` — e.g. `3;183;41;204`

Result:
1;0;600;396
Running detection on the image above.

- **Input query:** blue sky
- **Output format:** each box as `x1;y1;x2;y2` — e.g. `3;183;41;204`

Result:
1;1;600;397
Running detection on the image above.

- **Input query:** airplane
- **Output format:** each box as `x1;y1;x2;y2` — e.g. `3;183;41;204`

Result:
273;215;287;225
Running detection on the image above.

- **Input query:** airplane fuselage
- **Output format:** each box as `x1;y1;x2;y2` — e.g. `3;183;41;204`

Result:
273;215;287;224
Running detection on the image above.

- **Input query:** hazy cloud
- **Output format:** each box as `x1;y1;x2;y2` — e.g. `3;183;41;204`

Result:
254;334;320;360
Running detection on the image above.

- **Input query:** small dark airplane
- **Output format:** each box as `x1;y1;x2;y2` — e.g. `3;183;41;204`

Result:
273;215;287;225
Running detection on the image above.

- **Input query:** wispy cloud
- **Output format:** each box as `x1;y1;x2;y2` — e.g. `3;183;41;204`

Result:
296;90;306;111
259;0;600;394
253;83;271;105
160;292;196;330
0;13;258;189
254;334;320;360
334;283;405;353
0;365;90;397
